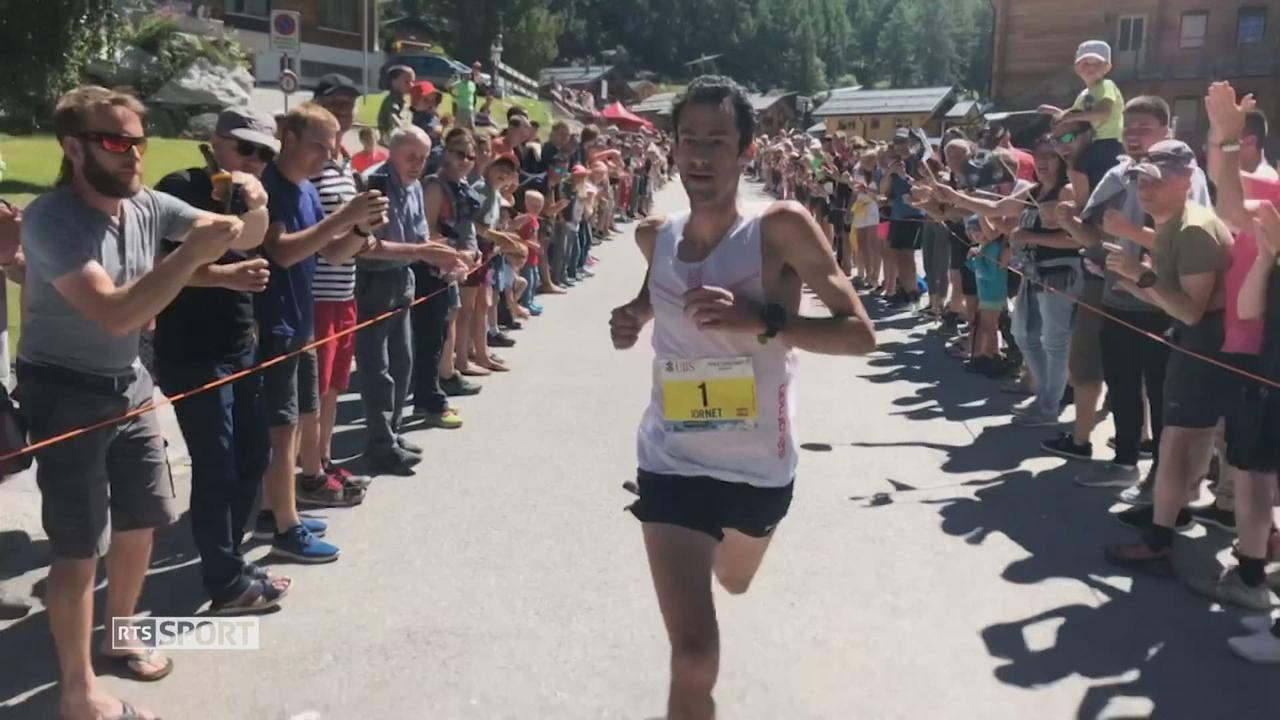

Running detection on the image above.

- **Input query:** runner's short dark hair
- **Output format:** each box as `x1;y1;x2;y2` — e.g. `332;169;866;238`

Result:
672;75;755;153
1124;96;1170;127
507;105;529;122
1245;109;1268;146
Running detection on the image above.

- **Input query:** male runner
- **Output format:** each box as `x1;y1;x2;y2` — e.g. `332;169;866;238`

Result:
609;75;876;720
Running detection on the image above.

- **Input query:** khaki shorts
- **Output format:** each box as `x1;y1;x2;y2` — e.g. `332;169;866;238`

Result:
1069;277;1106;385
16;363;177;559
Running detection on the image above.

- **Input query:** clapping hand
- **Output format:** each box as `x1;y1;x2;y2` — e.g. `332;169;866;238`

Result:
1252;200;1280;258
1104;242;1148;281
1205;81;1255;145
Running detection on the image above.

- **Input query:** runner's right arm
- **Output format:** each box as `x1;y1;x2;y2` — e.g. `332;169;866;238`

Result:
609;215;661;350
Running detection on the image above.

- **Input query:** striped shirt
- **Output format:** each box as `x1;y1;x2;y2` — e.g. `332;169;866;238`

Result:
310;155;358;301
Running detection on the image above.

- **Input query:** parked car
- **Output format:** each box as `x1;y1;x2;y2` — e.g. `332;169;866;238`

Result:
378;53;473;92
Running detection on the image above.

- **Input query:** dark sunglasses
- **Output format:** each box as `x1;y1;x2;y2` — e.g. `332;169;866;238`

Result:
233;140;275;163
78;132;148;155
449;148;476;161
1051;131;1079;145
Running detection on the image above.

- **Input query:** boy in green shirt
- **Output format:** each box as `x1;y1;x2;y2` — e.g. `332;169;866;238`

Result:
1040;40;1125;181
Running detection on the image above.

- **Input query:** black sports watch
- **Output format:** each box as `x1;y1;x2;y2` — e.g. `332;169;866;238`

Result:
1136;270;1158;289
759;303;787;344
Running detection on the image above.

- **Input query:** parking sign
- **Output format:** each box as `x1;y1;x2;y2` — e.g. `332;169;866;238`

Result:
269;10;301;55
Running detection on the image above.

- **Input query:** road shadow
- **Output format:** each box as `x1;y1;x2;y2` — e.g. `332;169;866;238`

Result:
0;513;206;718
836;303;1280;718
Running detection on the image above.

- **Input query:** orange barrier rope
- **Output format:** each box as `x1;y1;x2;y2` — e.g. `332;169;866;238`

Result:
0;262;487;463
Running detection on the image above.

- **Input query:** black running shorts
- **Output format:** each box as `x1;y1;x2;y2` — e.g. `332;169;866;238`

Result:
629;469;794;541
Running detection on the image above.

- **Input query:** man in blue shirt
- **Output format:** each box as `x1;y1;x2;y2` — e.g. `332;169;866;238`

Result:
880;128;926;306
258;103;387;564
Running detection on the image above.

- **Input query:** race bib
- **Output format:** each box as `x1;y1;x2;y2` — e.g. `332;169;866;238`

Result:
659;357;758;432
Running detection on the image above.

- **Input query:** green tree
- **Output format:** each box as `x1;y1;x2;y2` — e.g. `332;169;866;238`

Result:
918;0;957;85
875;0;921;87
0;0;126;129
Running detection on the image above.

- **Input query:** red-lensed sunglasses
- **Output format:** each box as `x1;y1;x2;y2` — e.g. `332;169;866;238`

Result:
78;132;149;156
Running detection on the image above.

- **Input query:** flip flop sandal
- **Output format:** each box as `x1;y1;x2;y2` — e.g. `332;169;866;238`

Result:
101;647;174;682
460;366;491;377
207;578;287;616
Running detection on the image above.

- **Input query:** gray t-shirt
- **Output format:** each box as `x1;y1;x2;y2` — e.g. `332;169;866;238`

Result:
1081;156;1212;311
20;187;200;374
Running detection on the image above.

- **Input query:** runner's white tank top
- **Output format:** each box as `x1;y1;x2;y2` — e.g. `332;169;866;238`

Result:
637;211;798;488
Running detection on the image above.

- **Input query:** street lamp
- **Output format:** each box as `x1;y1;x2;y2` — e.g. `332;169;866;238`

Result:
490;34;504;97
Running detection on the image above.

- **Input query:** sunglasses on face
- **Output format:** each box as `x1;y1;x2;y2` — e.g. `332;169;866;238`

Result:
449;149;476;161
1052;131;1078;145
78;132;148;155
233;139;275;163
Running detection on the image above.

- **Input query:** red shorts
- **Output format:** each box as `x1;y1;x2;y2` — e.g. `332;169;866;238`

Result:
314;299;356;395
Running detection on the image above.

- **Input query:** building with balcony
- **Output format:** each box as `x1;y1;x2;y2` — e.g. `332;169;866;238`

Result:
990;1;1279;153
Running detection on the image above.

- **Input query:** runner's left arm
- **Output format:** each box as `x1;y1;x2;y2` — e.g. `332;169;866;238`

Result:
765;202;875;356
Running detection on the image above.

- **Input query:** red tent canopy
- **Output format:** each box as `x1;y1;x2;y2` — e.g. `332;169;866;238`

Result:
601;101;653;131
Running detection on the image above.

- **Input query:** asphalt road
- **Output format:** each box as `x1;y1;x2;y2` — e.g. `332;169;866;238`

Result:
2;179;1279;719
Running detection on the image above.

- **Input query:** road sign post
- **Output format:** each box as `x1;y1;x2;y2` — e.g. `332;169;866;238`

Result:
270;10;302;115
270;10;302;56
279;68;299;113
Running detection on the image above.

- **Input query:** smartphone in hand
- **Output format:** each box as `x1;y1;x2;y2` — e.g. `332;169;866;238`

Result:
366;173;390;196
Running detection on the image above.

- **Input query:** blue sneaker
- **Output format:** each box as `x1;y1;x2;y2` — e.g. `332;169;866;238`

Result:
528;303;544;316
251;511;327;541
269;525;339;564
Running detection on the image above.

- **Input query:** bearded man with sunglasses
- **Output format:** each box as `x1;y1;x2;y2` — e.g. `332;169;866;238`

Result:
152;107;293;617
18;86;269;720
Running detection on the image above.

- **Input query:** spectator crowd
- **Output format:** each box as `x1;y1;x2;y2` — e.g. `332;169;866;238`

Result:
0;63;669;720
4;35;1280;720
752;40;1280;666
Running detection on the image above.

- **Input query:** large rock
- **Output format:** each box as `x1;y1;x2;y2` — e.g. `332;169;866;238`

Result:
186;112;219;139
150;57;252;109
87;46;163;88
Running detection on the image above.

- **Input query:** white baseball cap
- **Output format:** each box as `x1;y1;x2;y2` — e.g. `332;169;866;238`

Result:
1075;40;1112;65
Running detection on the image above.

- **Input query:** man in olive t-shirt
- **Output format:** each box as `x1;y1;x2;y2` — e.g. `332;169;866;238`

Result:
1102;140;1234;577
